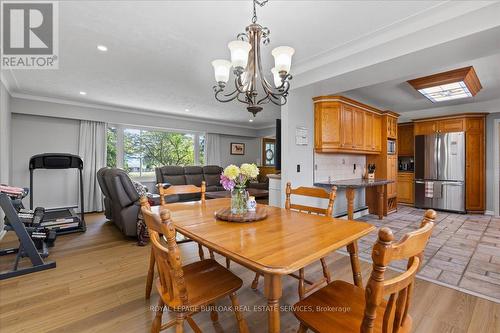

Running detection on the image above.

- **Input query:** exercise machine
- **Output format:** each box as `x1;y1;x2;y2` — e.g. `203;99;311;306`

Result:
29;153;86;234
0;192;56;280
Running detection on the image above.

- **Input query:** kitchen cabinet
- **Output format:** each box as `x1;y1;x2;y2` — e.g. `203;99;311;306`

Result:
414;121;436;135
398;123;414;156
414;118;465;135
397;172;414;204
387;155;397;198
313;96;383;154
387;117;397;139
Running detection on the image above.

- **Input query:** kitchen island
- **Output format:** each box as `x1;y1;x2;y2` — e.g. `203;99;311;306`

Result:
315;178;394;220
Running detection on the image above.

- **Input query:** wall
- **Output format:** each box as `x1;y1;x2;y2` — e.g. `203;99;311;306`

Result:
0;80;11;238
281;85;367;217
486;112;500;214
11;114;81;209
219;135;261;167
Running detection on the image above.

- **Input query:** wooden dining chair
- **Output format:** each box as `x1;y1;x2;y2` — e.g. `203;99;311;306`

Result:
293;209;436;333
142;206;249;333
157;181;212;261
251;182;338;300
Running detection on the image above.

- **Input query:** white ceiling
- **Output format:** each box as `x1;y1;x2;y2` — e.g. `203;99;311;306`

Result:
342;52;500;117
3;0;456;128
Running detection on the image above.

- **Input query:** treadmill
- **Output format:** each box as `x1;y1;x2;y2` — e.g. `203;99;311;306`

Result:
29;153;86;234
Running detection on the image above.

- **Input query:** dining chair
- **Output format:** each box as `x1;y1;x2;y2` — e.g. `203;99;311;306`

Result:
142;205;249;333
251;182;338;300
157;181;213;260
293;209;436;333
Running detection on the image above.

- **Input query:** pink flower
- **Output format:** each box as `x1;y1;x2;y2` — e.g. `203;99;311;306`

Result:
220;174;235;191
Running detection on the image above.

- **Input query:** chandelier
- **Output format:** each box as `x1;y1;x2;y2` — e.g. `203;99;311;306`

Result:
211;0;295;117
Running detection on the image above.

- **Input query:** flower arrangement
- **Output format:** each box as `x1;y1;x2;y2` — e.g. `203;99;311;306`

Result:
220;163;260;214
220;163;260;191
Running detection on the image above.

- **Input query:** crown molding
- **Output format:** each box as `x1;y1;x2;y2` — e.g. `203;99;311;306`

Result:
9;91;264;130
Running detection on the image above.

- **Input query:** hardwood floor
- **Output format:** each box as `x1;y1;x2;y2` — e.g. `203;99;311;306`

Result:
1;213;499;332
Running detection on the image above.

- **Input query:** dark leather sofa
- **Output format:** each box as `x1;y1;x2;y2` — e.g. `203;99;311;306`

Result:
155;165;225;202
97;167;141;237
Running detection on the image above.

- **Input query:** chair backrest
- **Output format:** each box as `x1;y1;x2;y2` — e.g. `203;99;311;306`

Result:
285;181;337;216
157;181;206;206
361;209;436;333
142;205;189;306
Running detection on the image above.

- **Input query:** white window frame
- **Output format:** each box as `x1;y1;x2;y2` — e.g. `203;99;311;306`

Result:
107;124;206;181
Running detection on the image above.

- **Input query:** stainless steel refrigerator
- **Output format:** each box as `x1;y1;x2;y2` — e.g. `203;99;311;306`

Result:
414;131;465;213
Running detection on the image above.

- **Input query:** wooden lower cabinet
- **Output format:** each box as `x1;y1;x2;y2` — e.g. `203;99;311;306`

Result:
397;172;414;204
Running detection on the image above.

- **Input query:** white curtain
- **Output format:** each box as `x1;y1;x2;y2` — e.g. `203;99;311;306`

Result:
206;133;221;166
78;120;106;212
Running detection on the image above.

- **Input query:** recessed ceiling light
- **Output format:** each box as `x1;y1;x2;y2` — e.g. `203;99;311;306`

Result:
249;119;254;122
408;66;482;103
185;108;190;112
97;45;108;52
79;91;87;95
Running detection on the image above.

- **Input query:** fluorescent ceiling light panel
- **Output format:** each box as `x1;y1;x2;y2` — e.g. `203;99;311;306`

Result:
418;81;472;103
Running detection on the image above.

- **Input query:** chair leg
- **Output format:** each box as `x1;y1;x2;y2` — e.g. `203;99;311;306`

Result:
186;316;202;333
145;250;155;299
209;303;219;323
151;298;164;333
198;244;205;260
297;323;308;333
209;250;215;260
251;272;261;290
320;257;331;283
230;292;249;333
298;268;306;300
226;257;231;269
175;313;185;333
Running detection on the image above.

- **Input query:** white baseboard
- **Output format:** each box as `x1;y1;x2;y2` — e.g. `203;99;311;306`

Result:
485;210;495;216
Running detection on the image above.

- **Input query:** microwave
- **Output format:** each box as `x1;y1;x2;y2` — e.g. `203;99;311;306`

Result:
388;140;396;154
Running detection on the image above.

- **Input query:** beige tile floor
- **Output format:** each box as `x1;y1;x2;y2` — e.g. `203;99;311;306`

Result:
353;205;500;303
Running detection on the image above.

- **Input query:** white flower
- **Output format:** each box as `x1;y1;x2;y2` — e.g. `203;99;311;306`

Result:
223;164;240;180
240;163;259;179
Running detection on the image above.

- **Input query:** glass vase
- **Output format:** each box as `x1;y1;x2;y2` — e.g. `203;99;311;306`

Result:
231;186;248;214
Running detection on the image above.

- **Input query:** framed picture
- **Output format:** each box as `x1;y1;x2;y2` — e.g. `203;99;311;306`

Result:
230;142;245;155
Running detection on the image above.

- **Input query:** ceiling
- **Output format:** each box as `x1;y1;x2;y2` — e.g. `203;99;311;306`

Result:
342;52;500;118
2;0;454;128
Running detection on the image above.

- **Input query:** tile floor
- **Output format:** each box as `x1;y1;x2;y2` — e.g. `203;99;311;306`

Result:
352;205;500;302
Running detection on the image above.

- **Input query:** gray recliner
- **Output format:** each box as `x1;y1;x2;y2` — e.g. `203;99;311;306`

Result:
96;167;112;220
98;168;141;237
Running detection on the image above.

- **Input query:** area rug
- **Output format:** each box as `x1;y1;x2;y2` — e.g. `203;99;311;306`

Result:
345;205;500;303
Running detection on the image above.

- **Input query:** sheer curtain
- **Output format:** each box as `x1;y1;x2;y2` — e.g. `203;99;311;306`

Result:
78;120;106;212
206;133;221;166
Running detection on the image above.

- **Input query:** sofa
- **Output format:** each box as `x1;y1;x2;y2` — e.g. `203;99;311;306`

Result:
155;165;225;202
97;167;142;237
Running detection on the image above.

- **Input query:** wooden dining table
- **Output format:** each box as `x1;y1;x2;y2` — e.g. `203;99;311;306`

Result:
152;198;375;333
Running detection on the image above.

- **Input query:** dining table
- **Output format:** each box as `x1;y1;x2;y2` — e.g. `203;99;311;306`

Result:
152;198;375;333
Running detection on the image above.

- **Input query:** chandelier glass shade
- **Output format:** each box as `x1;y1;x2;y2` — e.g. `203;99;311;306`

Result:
211;0;295;116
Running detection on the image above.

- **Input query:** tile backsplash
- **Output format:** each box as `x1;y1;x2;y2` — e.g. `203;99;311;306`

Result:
314;153;366;182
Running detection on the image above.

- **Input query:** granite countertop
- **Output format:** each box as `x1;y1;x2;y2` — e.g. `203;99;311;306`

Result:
314;178;394;189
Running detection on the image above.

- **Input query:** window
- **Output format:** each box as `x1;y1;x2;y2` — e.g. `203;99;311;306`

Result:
262;138;276;166
107;126;205;179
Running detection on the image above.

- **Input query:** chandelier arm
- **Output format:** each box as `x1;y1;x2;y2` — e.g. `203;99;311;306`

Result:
214;87;241;103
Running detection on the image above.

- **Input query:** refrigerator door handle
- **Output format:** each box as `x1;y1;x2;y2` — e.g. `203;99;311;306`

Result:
415;180;425;184
440;181;464;186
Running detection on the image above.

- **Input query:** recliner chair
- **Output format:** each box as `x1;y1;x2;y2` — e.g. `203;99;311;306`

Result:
98;168;141;237
96;167;112;220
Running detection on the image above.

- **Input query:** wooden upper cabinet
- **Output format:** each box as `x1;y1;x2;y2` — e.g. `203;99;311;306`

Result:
340;104;354;148
438;118;464;133
372;115;382;152
353;108;365;149
387;117;397;139
414;121;436;135
363;112;374;151
314;102;341;150
313;96;388;154
398;123;414;156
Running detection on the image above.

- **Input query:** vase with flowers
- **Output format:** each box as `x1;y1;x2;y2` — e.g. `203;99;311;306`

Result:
220;163;260;214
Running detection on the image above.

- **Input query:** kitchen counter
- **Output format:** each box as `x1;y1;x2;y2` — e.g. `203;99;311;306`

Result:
314;178;394;189
315;178;393;220
398;170;414;174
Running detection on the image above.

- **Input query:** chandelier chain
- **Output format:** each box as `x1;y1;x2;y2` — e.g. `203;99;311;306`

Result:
252;0;268;23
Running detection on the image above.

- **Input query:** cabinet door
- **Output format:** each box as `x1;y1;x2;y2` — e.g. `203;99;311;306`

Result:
387;155;397;197
364;112;373;150
438;119;464;133
414;121;436;135
398;124;414;156
397;174;414;204
314;103;341;150
372;115;382;152
387;117;397;139
341;104;354;148
353;108;365;149
465;123;485;212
